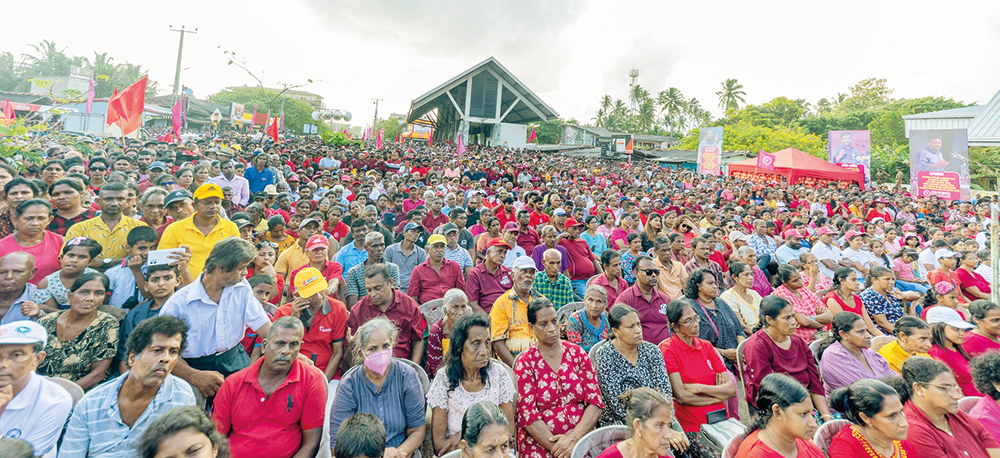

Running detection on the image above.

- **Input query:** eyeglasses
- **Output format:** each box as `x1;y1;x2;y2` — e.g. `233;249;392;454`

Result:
678;317;699;326
925;383;961;396
638;268;660;277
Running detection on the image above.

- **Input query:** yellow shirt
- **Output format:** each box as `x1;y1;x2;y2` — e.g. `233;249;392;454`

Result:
264;232;296;256
654;257;688;301
878;339;930;374
275;243;308;278
158;213;240;278
489;289;536;357
64;215;146;259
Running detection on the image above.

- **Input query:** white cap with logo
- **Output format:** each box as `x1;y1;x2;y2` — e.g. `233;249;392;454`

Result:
0;321;47;347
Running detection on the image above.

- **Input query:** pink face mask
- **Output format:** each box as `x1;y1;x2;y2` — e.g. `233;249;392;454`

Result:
363;348;393;375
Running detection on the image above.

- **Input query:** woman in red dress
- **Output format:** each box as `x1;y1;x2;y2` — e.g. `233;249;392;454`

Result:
515;298;604;458
823;269;884;337
736;373;825;458
595;387;689;458
828;379;915;458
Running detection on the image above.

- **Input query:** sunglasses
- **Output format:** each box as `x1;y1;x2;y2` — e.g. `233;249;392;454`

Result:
638;268;660;277
89;167;107;172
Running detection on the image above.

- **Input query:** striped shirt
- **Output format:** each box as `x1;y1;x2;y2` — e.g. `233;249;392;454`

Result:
445;246;474;269
58;374;195;458
345;260;401;299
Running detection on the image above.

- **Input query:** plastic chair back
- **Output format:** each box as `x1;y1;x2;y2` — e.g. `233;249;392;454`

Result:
813;419;850;456
570;425;630;458
397;357;431;395
720;431;747;458
420;299;445;327
557;302;585;324
959;396;982;413
45;376;84;406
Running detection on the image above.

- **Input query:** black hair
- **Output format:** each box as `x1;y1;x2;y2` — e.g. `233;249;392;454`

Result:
334;413;386;458
728;261;750;279
930;322;971;361
666;299;693;328
145;263;180;281
631;254;653;274
99;180;128;194
830;379;902;426
969;300;1000;323
607;304;637;340
267;215;286;230
619;387;672;434
69;271;109;293
203;237;257;274
526;297;555;325
891;356;952;403
600;248;620;267
972;352;1000;401
749;373;811;433
771;264;798;288
444;314;491;392
817;312;864;359
351;218;369;230
124;314;189;359
13;198;51;218
626;232;641;244
755;295;792;333
42;159;65;171
48;177;84;195
461;401;509;449
138;406;230;458
683;268;713;300
830;267;855;290
60;237;103;260
126;225;158;247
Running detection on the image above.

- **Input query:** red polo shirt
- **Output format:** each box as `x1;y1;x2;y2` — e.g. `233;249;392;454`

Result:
212;358;327;458
615;285;672;344
347;290;426;359
272;297;348;376
659;335;728;432
407;259;466;304
288;261;344;297
559;237;596;280
902;400;999;458
516;227;540;254
423;211;449;231
529;210;550;229
464;262;513;313
591;273;628;306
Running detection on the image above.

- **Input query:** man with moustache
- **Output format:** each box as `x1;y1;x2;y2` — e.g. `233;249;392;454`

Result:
64;181;145;270
158;184;240;278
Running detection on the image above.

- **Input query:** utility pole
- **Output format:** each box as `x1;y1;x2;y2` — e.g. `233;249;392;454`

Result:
372;97;382;131
170;25;197;106
278;82;289;133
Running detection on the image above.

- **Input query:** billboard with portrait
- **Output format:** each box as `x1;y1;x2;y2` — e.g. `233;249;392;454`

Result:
828;130;871;187
697;126;723;175
909;129;970;201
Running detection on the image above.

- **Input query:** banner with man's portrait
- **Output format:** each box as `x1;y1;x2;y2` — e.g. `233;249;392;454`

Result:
909;129;970;201
829;130;871;188
697;127;723;176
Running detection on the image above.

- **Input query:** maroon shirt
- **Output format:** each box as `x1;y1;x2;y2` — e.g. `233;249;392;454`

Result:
347;290;426;359
464;262;513;313
902;400;999;458
422;210;449;232
559;237;597;280
516;227;540;254
407;259;466;304
614;285;671;345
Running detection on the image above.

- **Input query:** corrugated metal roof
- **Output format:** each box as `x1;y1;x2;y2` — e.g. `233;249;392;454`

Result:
968;89;1000;145
901;105;983;119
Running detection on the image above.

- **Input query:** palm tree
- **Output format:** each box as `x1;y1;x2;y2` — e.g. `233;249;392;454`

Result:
0;52;29;92
85;52;118;97
683;98;713;130
815;98;831;116
23;40;71;76
657;88;684;131
716;78;746;113
629;84;649;117
600;94;613;113
591;108;606;128
636;100;656;133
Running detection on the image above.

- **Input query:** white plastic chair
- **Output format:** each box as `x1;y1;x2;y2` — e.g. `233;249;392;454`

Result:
420;299;445;326
813;419;850;456
45;376;84;406
397;357;431;395
720;431;747;458
557;301;585;324
589;339;609;362
570;425;632;458
959;396;982;413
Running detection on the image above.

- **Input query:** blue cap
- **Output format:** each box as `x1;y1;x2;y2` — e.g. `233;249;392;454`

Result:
148;161;166;171
404;222;421;232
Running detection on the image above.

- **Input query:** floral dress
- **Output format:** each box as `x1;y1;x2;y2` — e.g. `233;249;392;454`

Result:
860;287;904;335
515;343;605;458
37;310;118;384
621;250;640;284
773;286;825;342
565;310;607;352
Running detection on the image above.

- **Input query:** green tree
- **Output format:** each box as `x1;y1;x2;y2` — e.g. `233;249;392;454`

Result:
868;96;965;145
836;78;893;114
531;117;567;144
0;52;29;92
208;87;318;135
657;87;685;133
716;78;746;113
676;119;826;157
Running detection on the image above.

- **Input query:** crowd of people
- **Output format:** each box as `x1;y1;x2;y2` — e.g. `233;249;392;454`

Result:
1;131;1000;458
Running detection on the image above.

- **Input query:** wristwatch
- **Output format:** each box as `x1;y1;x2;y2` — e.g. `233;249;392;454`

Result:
102;258;112;268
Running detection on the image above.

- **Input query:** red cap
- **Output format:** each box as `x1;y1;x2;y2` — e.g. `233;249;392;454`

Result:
503;222;520;233
487;237;512;250
305;235;329;251
564;218;585;230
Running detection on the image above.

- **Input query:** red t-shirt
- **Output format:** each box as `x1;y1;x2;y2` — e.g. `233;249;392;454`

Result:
212;358;327;458
659;336;728;432
829;424;916;458
272;297;348;376
963;331;1000;358
558;237;596;280
325;220;349;241
902;400;999;458
529;210;550;229
736;430;825;458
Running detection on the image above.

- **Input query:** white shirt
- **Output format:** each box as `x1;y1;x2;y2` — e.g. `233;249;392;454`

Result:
774;244;807;266
843;247;877;279
810;241;843;279
502;247;528;268
1;372;72;457
917;247;939;279
160;276;270;358
976;263;993;285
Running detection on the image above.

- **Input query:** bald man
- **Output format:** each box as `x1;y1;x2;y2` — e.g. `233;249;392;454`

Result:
0;252;42;324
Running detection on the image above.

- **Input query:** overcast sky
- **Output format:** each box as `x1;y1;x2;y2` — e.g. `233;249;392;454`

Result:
4;0;999;128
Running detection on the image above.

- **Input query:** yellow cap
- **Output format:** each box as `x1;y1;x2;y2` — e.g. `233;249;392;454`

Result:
295;267;328;298
427;234;446;246
193;183;223;200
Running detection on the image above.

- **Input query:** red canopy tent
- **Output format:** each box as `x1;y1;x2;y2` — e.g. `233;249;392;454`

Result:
727;147;865;189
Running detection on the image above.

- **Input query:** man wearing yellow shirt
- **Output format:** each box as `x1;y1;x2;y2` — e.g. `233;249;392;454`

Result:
158;184;239;278
64;181;145;269
274;217;322;279
490;255;539;368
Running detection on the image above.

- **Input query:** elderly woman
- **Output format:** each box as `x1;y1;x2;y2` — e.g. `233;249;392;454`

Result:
595;387;690;458
329;317;426;458
964;300;1000;357
428;314;515;456
566;285;609;352
817;312;896;396
660;301;735;458
743;296;833;421
737;246;773;297
970;352;1000;439
515;298;604;458
426;289;471;376
459;402;512;458
828;379;915;457
593;304;673;427
735;373;824;457
720;262;762;335
800;252;831;293
36;272;118;391
0;199;64;284
877;316;932;374
771;265;832;342
680;268;745;370
887;357;1000;457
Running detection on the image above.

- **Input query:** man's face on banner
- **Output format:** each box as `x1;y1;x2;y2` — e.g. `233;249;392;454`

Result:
928;138;942;152
841;133;852;147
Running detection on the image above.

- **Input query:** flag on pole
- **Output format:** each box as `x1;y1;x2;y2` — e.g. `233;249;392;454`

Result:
267;117;280;143
528;127;537;143
376;128;384;150
171;99;183;141
457;132;466;155
157;132;173;143
1;99;14;125
250;103;257;131
85;78;97;114
105;87;119;126
108;75;147;136
428;130;433;144
757;150;776;171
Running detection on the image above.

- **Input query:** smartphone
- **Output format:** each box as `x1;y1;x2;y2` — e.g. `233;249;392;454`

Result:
146;248;185;266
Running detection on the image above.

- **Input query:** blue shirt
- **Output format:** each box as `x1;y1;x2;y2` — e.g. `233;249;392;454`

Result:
106;261;146;308
58;373;196;458
335;241;368;275
243;166;275;194
329;361;426;451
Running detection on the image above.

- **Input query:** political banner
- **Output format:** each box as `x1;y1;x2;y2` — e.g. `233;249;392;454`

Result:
697;127;723;175
829;130;871;187
909;129;969;201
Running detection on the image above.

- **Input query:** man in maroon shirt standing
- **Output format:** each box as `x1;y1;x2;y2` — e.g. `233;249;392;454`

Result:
423;195;449;232
515;209;539;254
464;238;513;315
559;218;602;299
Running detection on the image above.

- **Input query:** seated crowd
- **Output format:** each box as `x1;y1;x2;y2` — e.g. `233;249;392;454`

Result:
2;136;1000;458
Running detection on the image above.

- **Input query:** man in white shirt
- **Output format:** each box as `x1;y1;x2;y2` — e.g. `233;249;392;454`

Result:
810;226;852;280
842;230;876;282
0;321;72;457
774;229;808;268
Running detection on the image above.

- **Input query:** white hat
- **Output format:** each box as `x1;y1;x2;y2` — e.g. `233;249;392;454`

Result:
0;321;47;347
511;256;537;271
934;248;960;259
926;306;974;330
729;231;752;242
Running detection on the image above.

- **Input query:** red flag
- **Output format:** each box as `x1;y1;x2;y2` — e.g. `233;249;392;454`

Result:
428;130;433;144
171;99;183;141
1;99;14;126
157;132;173;143
457;132;466;155
108;76;147;135
267;117;280;143
528;127;537;143
105;88;119;126
757;150;776;171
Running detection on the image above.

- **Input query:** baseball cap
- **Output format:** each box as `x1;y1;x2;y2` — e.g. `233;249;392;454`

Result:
0;321;47;346
427;234;446;246
553;208;568;216
503;222;520;233
264;184;278;196
253;191;269;200
235;219;254;229
564;218;585;230
926;306;974;330
164;190;193;207
512;256;537;271
487;238;512;250
845;230;865;240
729;231;752;242
935;248;960;259
294;267;329;298
784;229;804;239
306;235;329;251
193;183;223;200
441;222;460;234
148;161;166;171
299;217;321;229
817;226;836;236
403;222;421;232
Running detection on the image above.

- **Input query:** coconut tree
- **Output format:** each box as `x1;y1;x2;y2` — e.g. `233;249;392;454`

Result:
716;78;746;113
657;87;684;132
